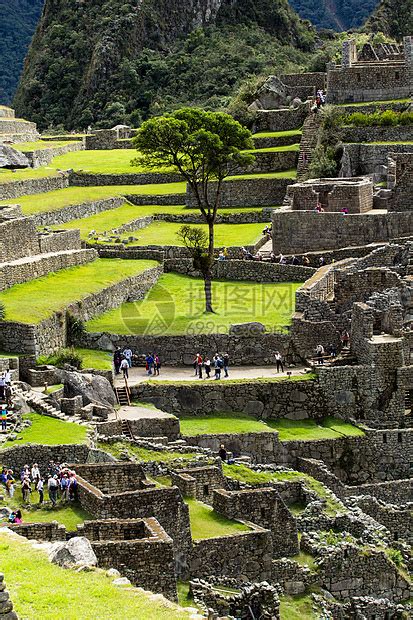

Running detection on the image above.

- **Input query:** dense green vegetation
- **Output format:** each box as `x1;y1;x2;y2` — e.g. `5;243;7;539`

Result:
86;273;300;336
0;534;190;620
0;259;158;323
13;0;315;129
97;441;209;465
289;0;379;30
0;0;44;103
339;110;413;127
365;0;413;39
1;413;87;447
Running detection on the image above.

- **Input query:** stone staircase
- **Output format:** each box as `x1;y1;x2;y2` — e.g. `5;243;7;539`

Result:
296;113;322;181
13;385;88;426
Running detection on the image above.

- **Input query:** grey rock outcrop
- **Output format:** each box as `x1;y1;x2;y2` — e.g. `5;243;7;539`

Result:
0;145;29;169
49;537;98;568
57;370;116;409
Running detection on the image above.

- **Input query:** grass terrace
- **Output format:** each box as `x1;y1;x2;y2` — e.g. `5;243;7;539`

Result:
0;534;189;620
94;221;266;248
51;149;173;175
222;464;344;517
0;486;91;531
1;413;88;447
245;144;300;153
13;140;79;151
179;414;364;439
97;441;208;466
0;258;158;324
86;272;300;336
185;497;250;540
0;167;58;184
38;348;113;371
226;170;297;181
336;98;410;107
252;130;303;139
50;202;266;240
0;183;187;214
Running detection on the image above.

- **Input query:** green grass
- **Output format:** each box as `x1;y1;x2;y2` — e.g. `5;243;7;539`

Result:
149;374;316;386
245;144;300;153
0;167;58;184
86;272;300;336
222;464;344;517
0;184;187;214
45;384;64;394
180;412;273;436
0;534;189;619
0;486;91;531
75;348;113;371
97;441;205;465
13;140;78;151
252;130;302;138
185;497;250;540
0;258;158;324
51;149;173;175
177;582;196;609
96;221;266;248
1;413;87;447
179;414;364;439
267;417;365;441
50;202;264;240
337;98;410;107
226;170;296;180
293;551;318;571
279;593;319;619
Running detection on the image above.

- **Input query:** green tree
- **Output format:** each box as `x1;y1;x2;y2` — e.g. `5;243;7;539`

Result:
133;108;254;313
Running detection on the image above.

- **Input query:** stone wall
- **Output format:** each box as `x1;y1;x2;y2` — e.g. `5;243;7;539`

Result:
342;143;413;178
96;414;180;441
254;105;309;132
170;466;226;504
38;229;82;253
186;178;291;208
131;378;322;419
287;178;373;214
327;63;410;104
350;496;412;544
0;444;113;473
213;488;299;558
234;150;297;175
164;258;314;282
69;171;182;187
0;173;69;201
184;432;280;464
31;196;125;227
77;517;178;600
9;521;67;540
272;209;413;254
81;332;299;367
125;193;184;206
341;125;413;144
190;526;273;581
74;462;148;494
0;217;40;261
25;141;83;168
0;572;17;619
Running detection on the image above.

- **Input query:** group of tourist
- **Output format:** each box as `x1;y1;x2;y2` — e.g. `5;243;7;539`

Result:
0;461;78;508
193;353;230;380
114;348;162;378
312;89;326;112
0;369;13;433
314;331;350;364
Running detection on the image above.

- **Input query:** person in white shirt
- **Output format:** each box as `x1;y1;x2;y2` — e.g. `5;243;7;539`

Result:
123;348;133;368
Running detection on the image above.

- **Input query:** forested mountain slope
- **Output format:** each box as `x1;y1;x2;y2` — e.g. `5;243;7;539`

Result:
288;0;380;31
13;0;316;130
364;0;413;40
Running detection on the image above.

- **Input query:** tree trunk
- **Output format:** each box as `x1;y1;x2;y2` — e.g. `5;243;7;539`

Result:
204;271;213;314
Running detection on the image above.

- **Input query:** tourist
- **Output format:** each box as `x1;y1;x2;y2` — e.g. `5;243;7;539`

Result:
328;343;337;358
197;353;203;379
218;251;225;261
37;478;44;505
302;256;310;266
223;247;229;259
341;330;350;349
315;344;325;365
5;470;15;498
223;353;229;378
22;476;31;504
113;349;122;375
120;358;129;379
4;369;11;387
194;353;202;378
319;257;325;266
60;474;70;502
279;254;287;265
0;375;5;400
48;475;58;507
154;354;161;376
270;252;277;263
31;463;40;484
0;405;7;431
341;207;349;215
20;465;30;482
204;357;211;379
145;353;154;376
68;472;78;501
214;355;223;380
123;347;133;368
274;351;284;373
8;510;22;525
218;444;227;462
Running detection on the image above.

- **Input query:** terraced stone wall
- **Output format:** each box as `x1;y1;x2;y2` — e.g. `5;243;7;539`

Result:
0;216;39;261
190;526;273;581
31;196;124;227
184;432;280;464
0;173;69;201
340;125;413;143
186;177;291;208
254;105;309;132
342;143;413;178
0;444;112;473
38;229;82;253
233;150;298;175
9;521;67;540
327;64;410;104
25;141;83;168
69;171;182;186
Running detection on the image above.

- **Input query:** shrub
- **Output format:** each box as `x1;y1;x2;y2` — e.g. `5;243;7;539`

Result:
308;145;338;179
38;348;83;370
342;110;413;127
387;548;404;567
66;313;86;345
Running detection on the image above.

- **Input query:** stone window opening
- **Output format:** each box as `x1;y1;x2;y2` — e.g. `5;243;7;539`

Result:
203;484;209;497
394;532;399;541
398;432;403;443
395;71;400;80
383;433;387;443
373;318;382;335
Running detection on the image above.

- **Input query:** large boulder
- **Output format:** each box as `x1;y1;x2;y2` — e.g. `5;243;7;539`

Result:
0;145;29;169
58;370;116;409
248;76;288;111
49;537;97;568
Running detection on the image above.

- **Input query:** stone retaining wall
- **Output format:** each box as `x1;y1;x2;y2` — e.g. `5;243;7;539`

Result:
25;141;83;168
9;521;67;540
340;125;413;143
234;150;297;175
184;432;280;464
31;196;125;227
69;171;182;186
125;193;184;206
253;134;301;149
272;209;413;254
254;105;309;132
190;526;273;581
96;415;180;440
186;177;291;208
342;143;413;178
81;332;298;366
38;229;81;253
163;258;313;283
0;444;113;472
130;378;321;418
327;64;410;104
0;173;69;201
0;572;17;619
